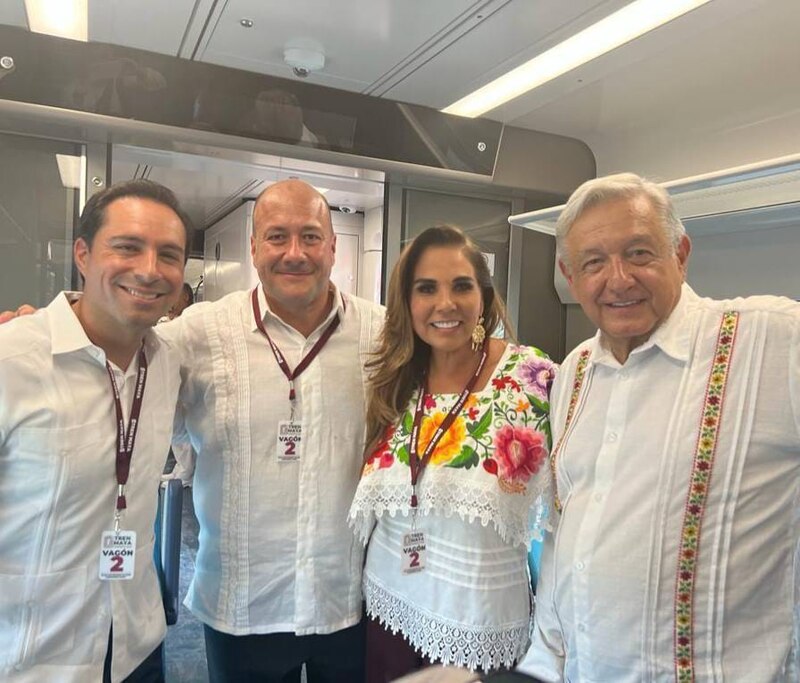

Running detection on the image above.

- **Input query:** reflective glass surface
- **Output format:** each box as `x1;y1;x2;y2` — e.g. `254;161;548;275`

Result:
0;26;502;175
0;132;81;310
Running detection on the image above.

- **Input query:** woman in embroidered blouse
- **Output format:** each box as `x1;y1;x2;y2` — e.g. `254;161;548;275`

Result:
349;225;556;681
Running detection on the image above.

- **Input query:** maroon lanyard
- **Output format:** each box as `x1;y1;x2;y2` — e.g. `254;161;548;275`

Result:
105;344;148;528
251;287;343;406
408;342;488;508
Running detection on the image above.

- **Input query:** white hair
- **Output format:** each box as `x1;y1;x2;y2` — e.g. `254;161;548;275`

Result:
555;173;686;262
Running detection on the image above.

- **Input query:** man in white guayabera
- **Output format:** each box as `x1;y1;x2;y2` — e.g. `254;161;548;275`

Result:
0;179;190;682
403;172;800;683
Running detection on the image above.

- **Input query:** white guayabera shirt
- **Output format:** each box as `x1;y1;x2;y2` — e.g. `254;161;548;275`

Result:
0;293;182;683
519;285;800;683
161;286;383;635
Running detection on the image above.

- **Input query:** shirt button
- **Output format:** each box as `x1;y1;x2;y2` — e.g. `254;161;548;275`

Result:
575;561;585;571
577;624;586;633
607;432;618;442
594;493;603;502
619;370;628;380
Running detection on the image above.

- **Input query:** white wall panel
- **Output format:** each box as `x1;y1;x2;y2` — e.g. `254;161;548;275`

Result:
687;224;800;300
90;0;201;56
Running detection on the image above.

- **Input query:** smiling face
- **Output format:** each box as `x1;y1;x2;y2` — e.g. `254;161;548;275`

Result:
250;181;336;322
410;245;484;355
74;196;186;337
559;194;691;362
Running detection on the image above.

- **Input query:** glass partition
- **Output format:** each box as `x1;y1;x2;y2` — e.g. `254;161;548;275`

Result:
0;132;82;310
403;189;512;297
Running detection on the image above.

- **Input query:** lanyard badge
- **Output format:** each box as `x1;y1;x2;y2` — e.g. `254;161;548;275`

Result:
402;342;489;574
99;530;137;580
98;344;147;581
252;287;343;461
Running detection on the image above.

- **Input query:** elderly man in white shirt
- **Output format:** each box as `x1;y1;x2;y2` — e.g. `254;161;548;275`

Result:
159;179;383;682
0;180;189;682
402;174;800;683
516;172;800;682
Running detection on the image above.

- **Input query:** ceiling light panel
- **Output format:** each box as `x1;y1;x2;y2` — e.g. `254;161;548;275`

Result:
25;0;87;41
443;0;712;118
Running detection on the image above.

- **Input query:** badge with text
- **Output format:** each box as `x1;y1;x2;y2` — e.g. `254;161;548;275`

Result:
401;530;427;574
99;530;137;581
277;421;304;462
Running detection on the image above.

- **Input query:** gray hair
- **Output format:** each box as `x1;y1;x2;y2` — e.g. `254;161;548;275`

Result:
555;173;686;262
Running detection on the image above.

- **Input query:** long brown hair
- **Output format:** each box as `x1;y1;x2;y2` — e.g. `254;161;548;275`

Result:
364;225;513;456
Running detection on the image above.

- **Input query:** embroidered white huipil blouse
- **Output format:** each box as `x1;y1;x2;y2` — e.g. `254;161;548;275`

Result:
350;344;556;671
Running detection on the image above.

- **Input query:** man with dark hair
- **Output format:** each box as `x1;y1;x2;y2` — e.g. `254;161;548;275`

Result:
0;179;188;682
168;283;194;320
76;178;193;248
1;178;384;681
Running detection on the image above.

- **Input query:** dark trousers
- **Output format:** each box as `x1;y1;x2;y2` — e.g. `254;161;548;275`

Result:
103;627;164;683
365;616;432;683
365;616;508;683
204;620;366;683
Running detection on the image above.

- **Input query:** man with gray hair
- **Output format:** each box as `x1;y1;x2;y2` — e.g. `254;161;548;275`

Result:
514;172;800;681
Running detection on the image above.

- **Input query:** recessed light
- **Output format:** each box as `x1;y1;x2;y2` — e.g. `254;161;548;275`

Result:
25;0;87;41
55;154;82;189
240;18;254;28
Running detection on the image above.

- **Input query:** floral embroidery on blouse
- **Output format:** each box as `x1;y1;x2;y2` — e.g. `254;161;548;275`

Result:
362;345;554;492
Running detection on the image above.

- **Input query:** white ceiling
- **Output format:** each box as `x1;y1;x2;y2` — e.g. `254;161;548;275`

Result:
2;0;798;192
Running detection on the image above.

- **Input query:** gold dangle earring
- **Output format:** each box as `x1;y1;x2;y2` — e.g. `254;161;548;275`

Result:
471;315;485;352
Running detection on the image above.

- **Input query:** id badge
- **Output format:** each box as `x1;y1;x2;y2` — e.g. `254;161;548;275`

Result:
277;420;304;462
99;530;136;580
401;530;426;574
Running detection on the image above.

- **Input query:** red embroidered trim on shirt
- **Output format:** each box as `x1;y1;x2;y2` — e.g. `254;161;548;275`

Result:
674;311;739;682
550;349;591;512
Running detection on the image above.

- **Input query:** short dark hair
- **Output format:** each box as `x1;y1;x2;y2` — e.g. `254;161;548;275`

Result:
76;179;193;252
182;282;194;305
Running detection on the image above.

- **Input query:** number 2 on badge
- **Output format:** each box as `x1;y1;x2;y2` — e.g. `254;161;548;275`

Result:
277;420;303;462
401;531;426;574
99;530;136;580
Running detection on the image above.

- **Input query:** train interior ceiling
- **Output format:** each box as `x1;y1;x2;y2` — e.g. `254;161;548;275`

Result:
0;0;798;362
0;2;798;681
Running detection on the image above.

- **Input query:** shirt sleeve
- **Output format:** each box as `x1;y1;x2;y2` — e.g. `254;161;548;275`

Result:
790;313;800;443
155;313;194;447
515;529;565;682
0;363;9;449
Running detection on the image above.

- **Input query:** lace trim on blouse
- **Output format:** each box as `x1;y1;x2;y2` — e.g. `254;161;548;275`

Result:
350;480;552;549
364;575;530;672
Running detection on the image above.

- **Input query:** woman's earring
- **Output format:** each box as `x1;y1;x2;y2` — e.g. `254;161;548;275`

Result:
471;315;486;352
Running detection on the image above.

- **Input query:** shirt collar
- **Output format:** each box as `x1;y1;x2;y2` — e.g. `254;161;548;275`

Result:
48;291;160;365
251;283;345;334
590;282;698;367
